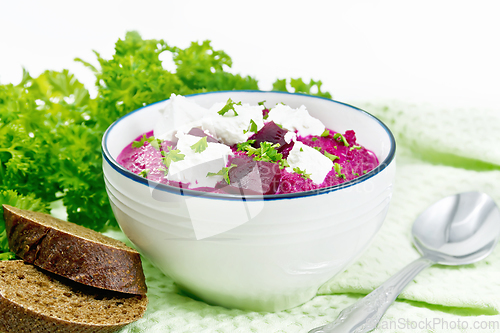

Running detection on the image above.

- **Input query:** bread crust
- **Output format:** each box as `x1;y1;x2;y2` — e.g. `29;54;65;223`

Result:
3;205;147;295
0;260;147;333
0;296;128;333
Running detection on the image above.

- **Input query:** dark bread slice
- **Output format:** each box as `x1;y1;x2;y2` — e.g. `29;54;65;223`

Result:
3;204;147;295
0;260;147;333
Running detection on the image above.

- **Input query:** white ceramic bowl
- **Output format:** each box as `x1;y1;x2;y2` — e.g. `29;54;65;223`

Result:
102;91;396;312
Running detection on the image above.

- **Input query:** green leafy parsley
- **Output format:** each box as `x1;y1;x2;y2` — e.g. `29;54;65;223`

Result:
311;137;318;142
139;169;150;178
150;139;162;150
350;145;362;151
218;98;241;116
333;133;349;147
244;142;282;163
272;78;332;99
334;163;346;179
324;151;339;162
0;252;15;261
236;140;256;152
158;167;169;176
190;136;208;153
244;119;258;134
207;164;237;184
293;167;311;180
279;159;290;169
161;148;185;168
132;134;150;148
320;129;330;137
132;134;161;150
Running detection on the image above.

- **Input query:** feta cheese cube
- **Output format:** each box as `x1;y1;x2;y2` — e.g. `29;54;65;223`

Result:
167;133;233;188
286;141;333;184
154;94;207;141
267;104;325;137
205;103;265;146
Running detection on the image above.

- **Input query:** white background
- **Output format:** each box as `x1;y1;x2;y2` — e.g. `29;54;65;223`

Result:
1;0;499;108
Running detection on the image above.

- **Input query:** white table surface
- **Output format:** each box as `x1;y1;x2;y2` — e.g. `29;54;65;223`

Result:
1;0;499;109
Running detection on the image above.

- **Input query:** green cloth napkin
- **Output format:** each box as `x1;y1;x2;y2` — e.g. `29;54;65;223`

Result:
107;101;500;333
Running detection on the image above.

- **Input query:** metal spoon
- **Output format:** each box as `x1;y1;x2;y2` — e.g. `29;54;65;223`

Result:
308;191;500;333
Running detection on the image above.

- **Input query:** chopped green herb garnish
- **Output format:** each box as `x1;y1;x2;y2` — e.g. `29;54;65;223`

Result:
258;100;266;107
190;136;208;153
334;162;346;179
132;134;161;149
350;145;362;151
207;164;237;184
352;171;359;176
244;119;258;134
161;149;185;167
236;140;256;152
311;137;318;142
300;147;304;152
138;169;150;178
241;141;282;163
333;133;349;147
324;151;339;162
363;170;367;174
150;139;162;150
158;167;169;176
217;98;241;116
279;159;290;169
320;129;330;137
293;167;311;180
132;134;149;148
313;147;322;152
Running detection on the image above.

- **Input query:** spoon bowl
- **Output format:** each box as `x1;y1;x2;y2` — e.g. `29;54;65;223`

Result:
309;191;500;333
412;191;500;265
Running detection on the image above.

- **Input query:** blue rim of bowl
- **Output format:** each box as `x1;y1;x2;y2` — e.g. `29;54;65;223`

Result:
102;90;396;201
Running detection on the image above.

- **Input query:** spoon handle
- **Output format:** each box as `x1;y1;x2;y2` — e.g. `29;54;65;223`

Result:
308;257;434;333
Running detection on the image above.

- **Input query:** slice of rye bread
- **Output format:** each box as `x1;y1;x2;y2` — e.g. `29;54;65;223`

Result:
0;260;147;333
3;205;147;295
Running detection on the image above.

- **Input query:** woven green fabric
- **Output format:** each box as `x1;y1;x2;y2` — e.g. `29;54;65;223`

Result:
106;101;500;333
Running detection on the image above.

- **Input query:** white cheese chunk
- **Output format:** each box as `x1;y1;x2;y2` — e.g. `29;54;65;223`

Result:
286;141;333;184
154;94;207;141
166;133;233;188
267;104;325;137
284;131;297;144
204;103;265;146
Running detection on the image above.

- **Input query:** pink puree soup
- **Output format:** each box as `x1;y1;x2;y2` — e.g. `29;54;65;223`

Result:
117;127;378;195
